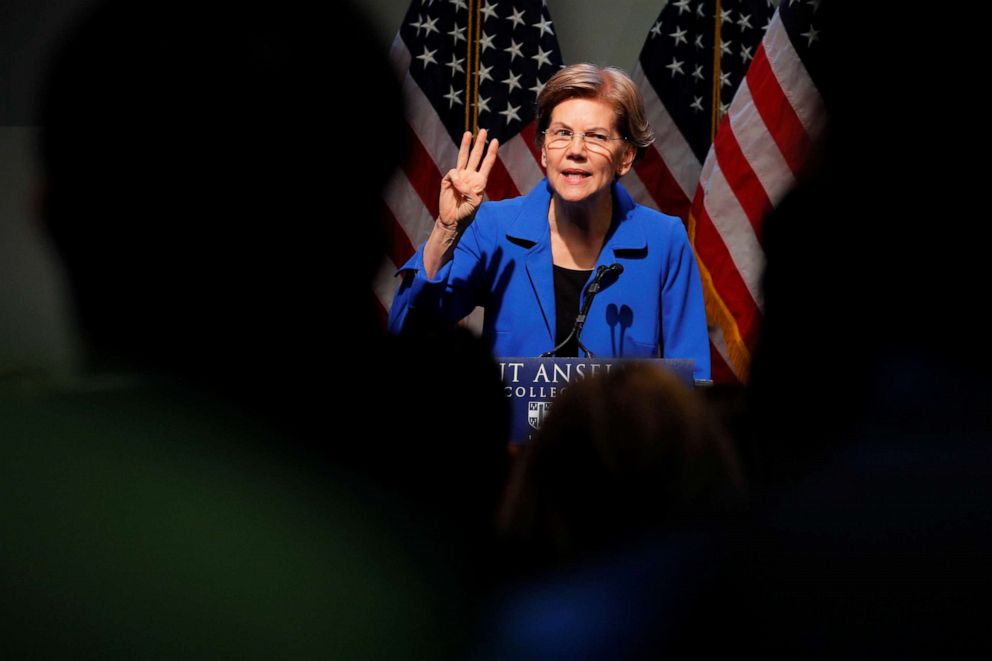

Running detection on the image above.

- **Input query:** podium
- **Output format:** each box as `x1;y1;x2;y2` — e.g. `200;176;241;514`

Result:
499;357;695;443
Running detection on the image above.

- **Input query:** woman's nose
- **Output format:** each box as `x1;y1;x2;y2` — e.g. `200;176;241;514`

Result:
565;133;588;157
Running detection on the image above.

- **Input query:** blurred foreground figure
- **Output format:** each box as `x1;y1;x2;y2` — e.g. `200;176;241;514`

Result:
500;363;743;570
1;0;508;656
481;364;744;658
737;5;992;657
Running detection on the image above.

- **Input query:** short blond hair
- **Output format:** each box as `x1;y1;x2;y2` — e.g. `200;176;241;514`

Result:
535;63;654;163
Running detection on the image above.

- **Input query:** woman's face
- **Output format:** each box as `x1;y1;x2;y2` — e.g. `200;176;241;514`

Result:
541;97;635;207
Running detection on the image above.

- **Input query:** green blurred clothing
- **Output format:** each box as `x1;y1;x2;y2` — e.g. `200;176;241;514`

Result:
0;374;453;658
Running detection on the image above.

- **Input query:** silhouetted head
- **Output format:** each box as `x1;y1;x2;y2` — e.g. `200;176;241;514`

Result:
38;0;404;395
500;363;744;567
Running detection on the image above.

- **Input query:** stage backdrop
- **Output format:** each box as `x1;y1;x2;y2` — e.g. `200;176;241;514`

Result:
374;0;827;384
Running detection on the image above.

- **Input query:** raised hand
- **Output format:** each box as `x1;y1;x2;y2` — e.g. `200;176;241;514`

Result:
438;129;500;229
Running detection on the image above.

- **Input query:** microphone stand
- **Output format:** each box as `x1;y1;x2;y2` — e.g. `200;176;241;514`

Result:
541;263;623;358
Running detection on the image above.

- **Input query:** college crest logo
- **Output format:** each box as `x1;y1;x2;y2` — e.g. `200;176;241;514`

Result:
527;401;552;430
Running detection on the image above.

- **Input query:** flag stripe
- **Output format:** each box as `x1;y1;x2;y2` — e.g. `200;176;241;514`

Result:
486;156;523;204
726;79;796;211
746;44;812;176
692;196;761;349
708;339;739;384
697;158;765;307
383;171;435;256
634;145;693;221
621;170;660;212
400;124;443;221
708;322;738;381
383;203;416;269
517;120;542;163
498;132;545;197
634;62;702;200
691;217;754;379
711;114;774;241
763;11;826;142
389;30;411;76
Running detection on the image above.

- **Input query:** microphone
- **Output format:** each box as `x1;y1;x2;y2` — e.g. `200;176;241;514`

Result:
541;263;624;358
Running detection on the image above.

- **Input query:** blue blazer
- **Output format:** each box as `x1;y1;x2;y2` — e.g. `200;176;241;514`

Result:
389;179;711;380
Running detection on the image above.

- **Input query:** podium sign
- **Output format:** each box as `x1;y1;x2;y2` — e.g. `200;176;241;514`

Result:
498;357;695;443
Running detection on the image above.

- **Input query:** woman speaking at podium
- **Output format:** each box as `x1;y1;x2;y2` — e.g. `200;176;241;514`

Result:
389;64;710;381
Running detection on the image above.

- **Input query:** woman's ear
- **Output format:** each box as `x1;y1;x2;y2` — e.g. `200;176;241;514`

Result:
616;144;635;177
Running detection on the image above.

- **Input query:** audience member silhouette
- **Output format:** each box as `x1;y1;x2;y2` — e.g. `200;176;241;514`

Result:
478;364;745;659
736;6;992;656
2;0;509;656
500;364;744;572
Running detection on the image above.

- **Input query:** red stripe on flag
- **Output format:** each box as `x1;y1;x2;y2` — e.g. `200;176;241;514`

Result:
518;122;541;162
711;114;773;244
709;341;739;384
634;147;692;223
402;123;443;220
693;201;761;350
746;46;812;176
382;201;416;267
487;156;522;202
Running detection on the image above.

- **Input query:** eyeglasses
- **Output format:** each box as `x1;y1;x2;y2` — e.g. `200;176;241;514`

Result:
541;128;627;152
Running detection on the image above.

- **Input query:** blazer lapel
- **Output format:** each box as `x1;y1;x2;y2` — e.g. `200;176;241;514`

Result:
507;180;556;345
598;181;648;264
504;180;646;348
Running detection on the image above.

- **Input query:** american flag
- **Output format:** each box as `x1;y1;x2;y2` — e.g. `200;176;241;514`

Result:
628;0;828;382
375;0;564;320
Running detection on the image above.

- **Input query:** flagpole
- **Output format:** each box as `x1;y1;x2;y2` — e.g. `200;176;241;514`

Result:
710;0;723;141
465;0;475;133
472;0;483;136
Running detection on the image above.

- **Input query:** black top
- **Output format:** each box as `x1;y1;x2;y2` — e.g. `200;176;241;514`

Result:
553;265;593;357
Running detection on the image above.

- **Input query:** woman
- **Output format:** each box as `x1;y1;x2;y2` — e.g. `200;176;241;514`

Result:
389;63;710;380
